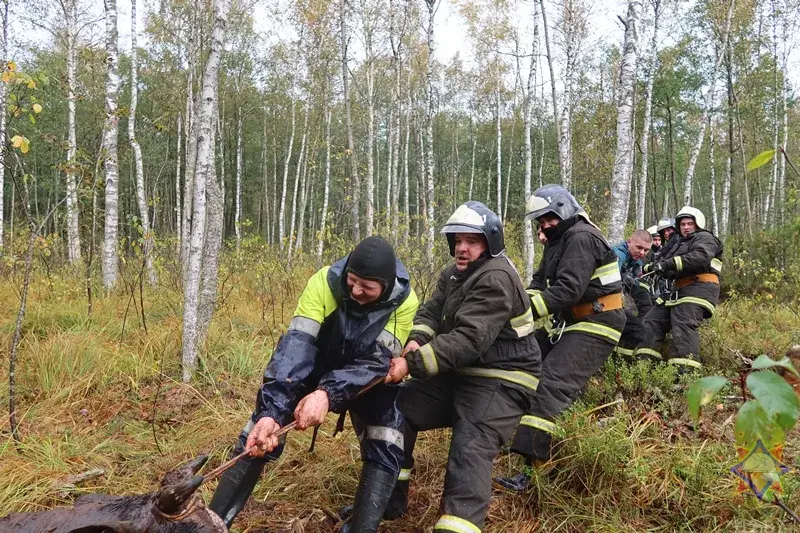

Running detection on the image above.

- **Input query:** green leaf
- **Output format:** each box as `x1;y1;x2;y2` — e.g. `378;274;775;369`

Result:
746;370;800;431
747;150;776;172
751;354;800;378
686;376;728;421
735;400;784;449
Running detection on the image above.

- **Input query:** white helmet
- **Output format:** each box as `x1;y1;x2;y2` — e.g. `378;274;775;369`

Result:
675;206;706;231
646;225;659;237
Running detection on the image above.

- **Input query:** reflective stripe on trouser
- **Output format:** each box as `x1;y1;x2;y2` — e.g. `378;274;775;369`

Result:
398;375;528;531
348;384;408;474
635;300;707;366
511;328;617;461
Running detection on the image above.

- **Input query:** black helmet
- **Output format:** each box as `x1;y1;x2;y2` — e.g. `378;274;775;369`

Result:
441;201;505;257
525;184;583;222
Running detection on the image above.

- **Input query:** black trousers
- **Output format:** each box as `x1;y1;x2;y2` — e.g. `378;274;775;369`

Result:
510;329;616;461
398;375;529;531
635;302;706;370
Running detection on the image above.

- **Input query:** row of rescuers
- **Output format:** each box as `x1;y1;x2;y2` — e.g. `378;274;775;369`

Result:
208;184;722;532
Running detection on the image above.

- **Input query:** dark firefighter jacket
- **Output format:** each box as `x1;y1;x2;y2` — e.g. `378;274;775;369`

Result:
254;257;419;426
529;216;626;344
657;229;723;316
406;255;541;396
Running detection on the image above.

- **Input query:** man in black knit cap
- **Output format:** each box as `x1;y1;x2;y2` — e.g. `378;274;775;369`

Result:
209;236;419;532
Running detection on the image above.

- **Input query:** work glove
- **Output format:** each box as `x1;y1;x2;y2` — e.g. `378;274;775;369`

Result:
643;263;654;274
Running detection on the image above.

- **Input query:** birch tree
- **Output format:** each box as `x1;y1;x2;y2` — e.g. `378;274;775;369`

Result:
235;107;243;249
341;0;360;241
317;107;332;261
523;0;540;281
129;0;156;285
182;0;231;382
636;0;660;229
277;96;296;248
64;0;82;264
607;0;641;244
682;0;734;205
556;0;585;190
101;0;121;288
0;0;6;254
539;0;561;183
424;0;438;256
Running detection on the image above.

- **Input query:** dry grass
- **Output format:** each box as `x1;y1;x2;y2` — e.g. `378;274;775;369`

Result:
2;256;800;532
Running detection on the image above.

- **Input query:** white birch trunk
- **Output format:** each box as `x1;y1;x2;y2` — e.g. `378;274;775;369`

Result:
129;0;156;286
683;0;734;205
557;0;576;189
607;0;641;244
0;0;6;253
181;68;195;265
341;0;360;241
391;63;401;240
424;0;437;255
295;146;311;254
365;23;376;236
235;106;243;249
778;30;788;225
636;0;659;229
182;0;230;382
402;76;411;241
765;0;779;227
218;99;225;233
523;0;540;281
469;133;476;200
278;98;296;248
175;113;182;253
288;100;309;254
709;114;719;233
101;0;121;288
65;0;82;264
317;108;332;261
495;84;503;218
538;0;560;177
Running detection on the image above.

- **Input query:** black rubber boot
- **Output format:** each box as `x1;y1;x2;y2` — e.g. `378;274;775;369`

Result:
493;471;531;492
208;455;267;528
339;462;398;533
383;479;409;520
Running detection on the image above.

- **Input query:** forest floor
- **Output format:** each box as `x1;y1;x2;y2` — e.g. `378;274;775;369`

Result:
2;257;800;532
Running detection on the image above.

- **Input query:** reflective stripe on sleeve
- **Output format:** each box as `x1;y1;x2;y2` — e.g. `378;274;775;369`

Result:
377;329;402;357
457;367;539;391
531;292;549;318
591;262;622;285
668;358;703;369
674;256;683;272
365;426;404;449
664;296;715;315
614;346;635;357
510;307;535;337
419;344;439;376
710;258;723;273
411;323;436;338
397;468;411;481
434;515;482;533
519;415;558;435
634;347;663;360
288;316;321;338
561;322;622;344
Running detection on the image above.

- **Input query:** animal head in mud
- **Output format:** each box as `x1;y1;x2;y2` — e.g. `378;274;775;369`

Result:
0;454;227;533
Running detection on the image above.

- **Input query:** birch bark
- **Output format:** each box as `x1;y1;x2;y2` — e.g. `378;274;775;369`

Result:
175;113;182;255
538;0;560;181
341;0;360;240
495;83;503;218
636;0;659;229
278;98;296;248
101;0;121;288
683;0;734;205
317;108;332;261
607;0;641;244
235;106;243;249
424;0;437;256
182;0;230;382
0;0;6;253
288;100;309;253
523;0;540;281
129;0;156;285
65;0;82;265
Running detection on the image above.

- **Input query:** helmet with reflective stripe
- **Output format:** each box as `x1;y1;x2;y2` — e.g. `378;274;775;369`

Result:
441;201;505;257
675;205;706;230
525;184;582;222
647;225;659;237
656;217;676;233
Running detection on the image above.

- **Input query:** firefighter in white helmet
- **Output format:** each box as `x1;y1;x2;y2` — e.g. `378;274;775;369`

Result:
634;206;723;373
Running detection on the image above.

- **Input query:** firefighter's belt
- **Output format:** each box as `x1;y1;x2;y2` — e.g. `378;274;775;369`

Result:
675;273;719;289
570;292;623;320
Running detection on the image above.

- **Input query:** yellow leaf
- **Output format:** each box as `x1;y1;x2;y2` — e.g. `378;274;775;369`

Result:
1;70;11;83
20;137;30;154
7;61;16;72
27;79;36;89
11;135;23;148
33;103;42;113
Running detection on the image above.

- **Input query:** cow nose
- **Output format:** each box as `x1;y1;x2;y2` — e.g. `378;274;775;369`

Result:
154;475;204;516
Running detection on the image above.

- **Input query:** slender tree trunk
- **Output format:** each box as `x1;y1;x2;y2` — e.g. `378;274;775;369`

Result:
683;0;734;205
295;144;311;254
182;0;230;382
469;131;476;200
709;114;720;233
424;0;437;256
722;46;734;239
365;21;376;236
288;100;309;254
495;82;503;218
607;0;641;244
129;0;156;285
636;0;659;229
181;67;195;265
261;108;269;241
101;0;121;288
317;107;332;261
523;0;540;281
765;0;779;227
538;0;560;177
175;113;182;254
557;0;577;189
778;24;788;226
65;0;82;265
402;79;411;243
235;106;243;249
278;98;296;248
341;0;360;241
